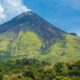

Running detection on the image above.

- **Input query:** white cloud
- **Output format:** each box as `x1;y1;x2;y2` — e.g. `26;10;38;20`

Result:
0;4;6;19
7;0;31;13
0;0;31;24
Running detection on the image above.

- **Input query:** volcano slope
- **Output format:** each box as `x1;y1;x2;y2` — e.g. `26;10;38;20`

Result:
0;11;80;63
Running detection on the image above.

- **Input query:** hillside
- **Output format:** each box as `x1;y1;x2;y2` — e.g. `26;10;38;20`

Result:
0;11;65;43
0;31;80;63
0;11;80;63
0;11;80;80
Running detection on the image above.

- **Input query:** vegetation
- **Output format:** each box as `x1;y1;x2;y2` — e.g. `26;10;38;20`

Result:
0;58;80;80
43;34;80;63
0;31;80;80
0;31;80;63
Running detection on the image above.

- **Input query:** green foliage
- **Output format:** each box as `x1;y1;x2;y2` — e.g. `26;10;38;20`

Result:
41;34;80;63
0;59;80;80
0;31;80;63
10;31;42;58
0;31;42;60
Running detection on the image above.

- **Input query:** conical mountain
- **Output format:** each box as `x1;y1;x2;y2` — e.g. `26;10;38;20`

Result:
0;11;80;63
0;11;65;43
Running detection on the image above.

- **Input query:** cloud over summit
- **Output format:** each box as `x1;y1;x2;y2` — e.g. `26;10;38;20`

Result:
7;0;31;13
0;0;31;24
0;4;6;19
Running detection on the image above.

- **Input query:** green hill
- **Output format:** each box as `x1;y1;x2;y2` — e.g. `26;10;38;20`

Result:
0;31;80;64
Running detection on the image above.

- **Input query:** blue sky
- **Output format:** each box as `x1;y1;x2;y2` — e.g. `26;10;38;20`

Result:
0;0;80;35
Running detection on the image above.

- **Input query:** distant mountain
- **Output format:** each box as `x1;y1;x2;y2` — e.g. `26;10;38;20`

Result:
0;11;80;63
69;33;77;36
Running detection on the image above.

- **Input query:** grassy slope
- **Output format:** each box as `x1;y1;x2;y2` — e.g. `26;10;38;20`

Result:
0;31;80;63
41;34;80;63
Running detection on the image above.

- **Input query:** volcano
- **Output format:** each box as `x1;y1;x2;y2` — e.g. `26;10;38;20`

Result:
0;11;65;43
0;11;80;63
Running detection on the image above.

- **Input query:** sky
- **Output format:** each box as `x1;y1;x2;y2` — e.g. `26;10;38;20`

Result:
0;0;80;35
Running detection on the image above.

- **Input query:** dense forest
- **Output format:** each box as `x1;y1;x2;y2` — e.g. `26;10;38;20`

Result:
0;58;80;80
